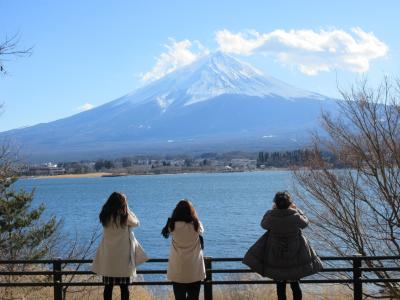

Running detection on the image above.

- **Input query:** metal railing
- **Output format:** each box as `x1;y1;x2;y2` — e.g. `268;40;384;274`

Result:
1;256;400;300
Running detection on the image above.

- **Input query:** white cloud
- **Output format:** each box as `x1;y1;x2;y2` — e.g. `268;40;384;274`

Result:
215;29;265;56
141;39;209;82
215;28;388;75
77;103;94;111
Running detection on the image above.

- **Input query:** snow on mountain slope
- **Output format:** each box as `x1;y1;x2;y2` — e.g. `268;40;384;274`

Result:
0;51;336;161
112;51;326;110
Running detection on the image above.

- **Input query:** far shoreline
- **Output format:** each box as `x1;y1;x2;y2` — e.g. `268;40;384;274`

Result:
22;168;291;180
23;172;115;179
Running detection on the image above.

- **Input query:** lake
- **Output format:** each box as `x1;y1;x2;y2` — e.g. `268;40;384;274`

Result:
16;171;304;259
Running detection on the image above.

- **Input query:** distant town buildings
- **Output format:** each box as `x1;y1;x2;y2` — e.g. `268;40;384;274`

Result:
20;162;66;176
17;149;333;177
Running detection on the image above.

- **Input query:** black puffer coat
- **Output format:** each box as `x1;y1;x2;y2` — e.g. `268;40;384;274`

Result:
243;208;322;281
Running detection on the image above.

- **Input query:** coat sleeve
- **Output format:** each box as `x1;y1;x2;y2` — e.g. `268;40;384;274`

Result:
127;210;140;228
260;210;273;230
296;209;309;229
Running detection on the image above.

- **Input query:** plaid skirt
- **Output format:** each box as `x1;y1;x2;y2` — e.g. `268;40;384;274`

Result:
102;276;131;285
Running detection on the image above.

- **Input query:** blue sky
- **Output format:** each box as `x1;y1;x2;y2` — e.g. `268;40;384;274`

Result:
0;0;399;131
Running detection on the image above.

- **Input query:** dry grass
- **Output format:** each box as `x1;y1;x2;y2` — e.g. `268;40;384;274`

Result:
0;271;355;300
213;284;353;300
2;284;354;300
33;172;113;179
1;286;158;300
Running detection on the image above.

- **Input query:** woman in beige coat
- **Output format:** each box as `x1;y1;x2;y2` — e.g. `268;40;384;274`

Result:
92;192;148;300
162;199;206;300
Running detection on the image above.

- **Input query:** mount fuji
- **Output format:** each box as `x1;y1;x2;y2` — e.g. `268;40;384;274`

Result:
1;52;337;161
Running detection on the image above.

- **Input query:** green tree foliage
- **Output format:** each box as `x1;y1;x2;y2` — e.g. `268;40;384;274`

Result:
0;176;59;260
256;149;317;168
103;160;114;169
121;157;132;168
256;151;264;167
184;158;193;167
94;159;104;171
0;149;60;299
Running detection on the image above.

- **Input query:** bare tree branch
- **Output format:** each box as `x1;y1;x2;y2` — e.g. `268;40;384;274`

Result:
0;33;32;74
293;77;400;298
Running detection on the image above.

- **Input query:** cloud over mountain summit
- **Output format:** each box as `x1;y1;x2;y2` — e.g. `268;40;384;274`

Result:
141;27;388;82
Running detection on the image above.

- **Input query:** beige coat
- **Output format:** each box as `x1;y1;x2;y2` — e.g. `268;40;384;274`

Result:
167;221;206;283
92;211;148;277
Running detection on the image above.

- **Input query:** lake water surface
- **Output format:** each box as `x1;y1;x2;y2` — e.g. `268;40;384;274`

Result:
17;171;306;259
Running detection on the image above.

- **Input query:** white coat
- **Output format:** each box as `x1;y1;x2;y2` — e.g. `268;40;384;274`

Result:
167;221;206;283
92;211;148;277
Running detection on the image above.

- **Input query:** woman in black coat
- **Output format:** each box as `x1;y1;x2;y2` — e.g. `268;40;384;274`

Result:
244;191;322;300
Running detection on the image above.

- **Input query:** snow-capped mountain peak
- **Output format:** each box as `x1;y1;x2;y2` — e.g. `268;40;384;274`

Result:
116;51;324;109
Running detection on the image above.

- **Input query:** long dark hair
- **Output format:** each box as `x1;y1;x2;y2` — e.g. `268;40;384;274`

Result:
162;199;200;238
99;192;128;227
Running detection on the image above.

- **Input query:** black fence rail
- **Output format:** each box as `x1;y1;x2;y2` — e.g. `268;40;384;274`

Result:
1;255;400;300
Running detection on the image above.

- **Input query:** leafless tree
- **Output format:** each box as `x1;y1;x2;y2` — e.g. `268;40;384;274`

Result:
0;33;32;74
60;229;101;299
293;78;400;298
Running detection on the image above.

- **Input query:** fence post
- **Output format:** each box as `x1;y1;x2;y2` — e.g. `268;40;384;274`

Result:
204;257;213;300
53;258;63;300
352;254;362;300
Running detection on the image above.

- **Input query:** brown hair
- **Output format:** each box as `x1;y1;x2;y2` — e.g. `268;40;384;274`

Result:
273;191;292;209
99;192;128;227
162;199;200;238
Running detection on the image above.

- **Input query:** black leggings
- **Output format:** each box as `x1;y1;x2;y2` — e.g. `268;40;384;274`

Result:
172;281;201;300
276;281;302;300
103;284;129;300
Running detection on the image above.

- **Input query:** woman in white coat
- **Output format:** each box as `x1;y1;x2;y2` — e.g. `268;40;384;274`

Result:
92;192;147;300
162;199;206;300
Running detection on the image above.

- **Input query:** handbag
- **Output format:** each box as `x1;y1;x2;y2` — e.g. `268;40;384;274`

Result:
133;234;149;266
129;231;149;267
